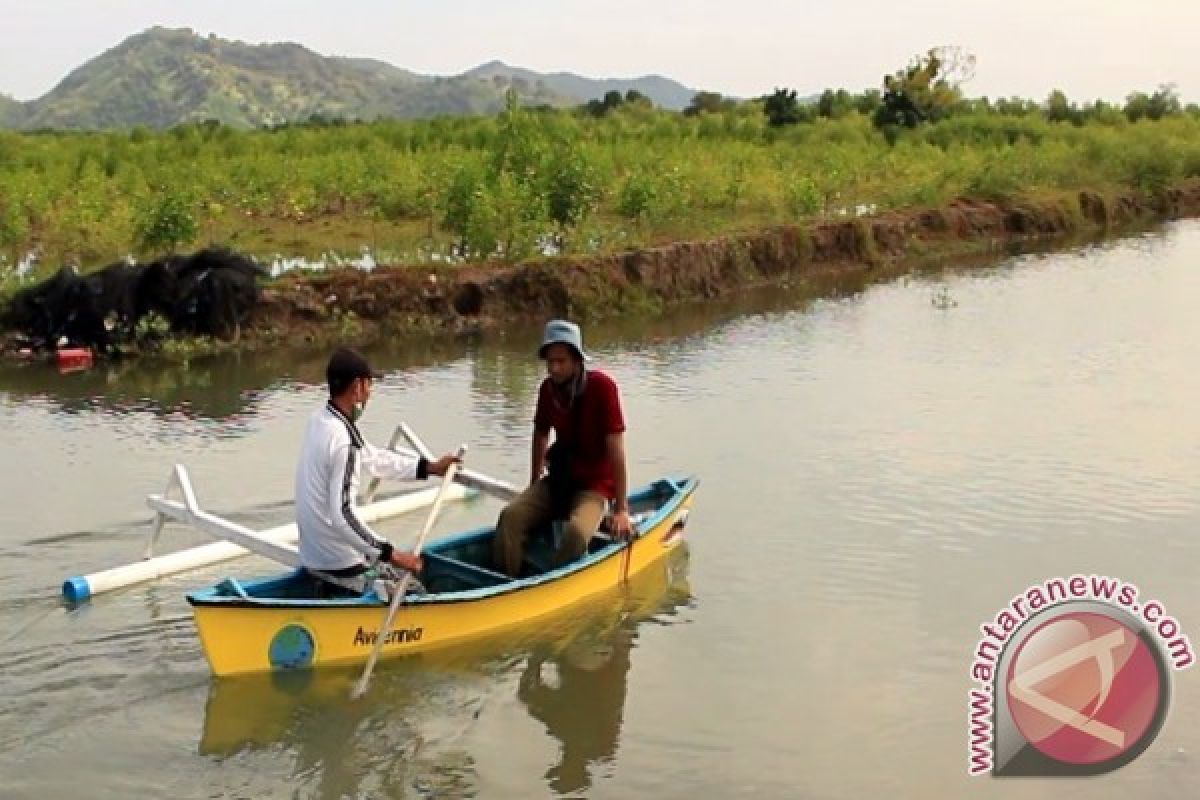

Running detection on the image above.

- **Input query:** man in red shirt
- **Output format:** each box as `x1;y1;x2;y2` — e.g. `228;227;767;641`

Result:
493;319;634;577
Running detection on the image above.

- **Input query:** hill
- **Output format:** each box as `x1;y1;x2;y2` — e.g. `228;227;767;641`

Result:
0;93;24;126
7;27;702;129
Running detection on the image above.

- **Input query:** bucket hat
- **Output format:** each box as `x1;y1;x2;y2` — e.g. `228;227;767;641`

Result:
538;319;589;361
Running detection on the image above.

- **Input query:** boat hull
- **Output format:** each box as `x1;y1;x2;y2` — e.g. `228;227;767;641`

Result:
188;477;696;676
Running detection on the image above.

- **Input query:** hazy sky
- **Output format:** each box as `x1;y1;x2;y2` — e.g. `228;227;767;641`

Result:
2;1;1196;103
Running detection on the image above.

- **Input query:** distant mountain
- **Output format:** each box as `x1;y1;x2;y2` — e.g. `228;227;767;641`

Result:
0;93;24;127
463;60;699;111
2;27;705;130
16;27;575;130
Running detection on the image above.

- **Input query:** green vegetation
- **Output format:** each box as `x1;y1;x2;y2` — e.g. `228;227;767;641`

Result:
135;189;199;254
1;47;1198;280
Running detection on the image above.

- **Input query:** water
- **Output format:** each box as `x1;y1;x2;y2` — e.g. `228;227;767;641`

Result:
2;222;1199;798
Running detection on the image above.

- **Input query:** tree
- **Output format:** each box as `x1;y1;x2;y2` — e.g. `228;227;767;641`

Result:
854;89;882;116
873;47;974;131
584;90;627;117
1124;92;1151;122
136;190;197;255
1080;99;1126;126
764;88;802;127
817;89;855;119
545;146;599;228
684;91;735;116
1147;84;1182;119
623;89;654;109
1125;84;1182;122
1044;89;1077;124
492;89;544;178
993;96;1039;116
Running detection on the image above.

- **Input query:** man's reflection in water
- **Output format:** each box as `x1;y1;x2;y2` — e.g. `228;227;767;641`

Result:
518;552;691;796
519;616;634;794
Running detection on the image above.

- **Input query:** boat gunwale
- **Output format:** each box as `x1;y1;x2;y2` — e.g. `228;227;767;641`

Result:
186;475;697;610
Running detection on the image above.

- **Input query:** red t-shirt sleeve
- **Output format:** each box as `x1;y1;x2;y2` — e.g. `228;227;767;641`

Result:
597;373;626;434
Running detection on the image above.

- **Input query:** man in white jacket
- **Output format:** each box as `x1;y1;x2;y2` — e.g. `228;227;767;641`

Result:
295;347;458;595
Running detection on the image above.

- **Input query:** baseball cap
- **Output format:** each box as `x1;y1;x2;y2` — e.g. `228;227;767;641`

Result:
326;347;381;394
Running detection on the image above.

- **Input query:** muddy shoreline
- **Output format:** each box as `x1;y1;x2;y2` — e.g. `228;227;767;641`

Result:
249;183;1200;345
7;182;1200;360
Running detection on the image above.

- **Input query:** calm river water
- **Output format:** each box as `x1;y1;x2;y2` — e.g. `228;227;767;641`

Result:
2;222;1199;798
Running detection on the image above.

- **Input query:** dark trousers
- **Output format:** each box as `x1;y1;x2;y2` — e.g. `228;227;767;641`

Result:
303;564;368;597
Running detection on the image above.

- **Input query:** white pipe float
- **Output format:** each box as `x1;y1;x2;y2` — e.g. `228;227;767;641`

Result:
61;463;469;604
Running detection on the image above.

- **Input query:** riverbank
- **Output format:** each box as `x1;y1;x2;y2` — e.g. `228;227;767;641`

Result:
5;180;1200;362
240;181;1200;349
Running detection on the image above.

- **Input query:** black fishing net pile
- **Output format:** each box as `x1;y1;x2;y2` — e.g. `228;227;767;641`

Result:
3;247;264;353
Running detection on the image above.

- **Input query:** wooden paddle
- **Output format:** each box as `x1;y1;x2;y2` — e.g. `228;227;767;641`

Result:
351;443;467;699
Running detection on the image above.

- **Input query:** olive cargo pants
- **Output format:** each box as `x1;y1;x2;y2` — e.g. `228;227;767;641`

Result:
492;479;607;577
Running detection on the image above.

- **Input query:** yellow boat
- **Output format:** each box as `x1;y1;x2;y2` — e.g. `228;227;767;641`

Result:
198;546;693;757
186;476;697;676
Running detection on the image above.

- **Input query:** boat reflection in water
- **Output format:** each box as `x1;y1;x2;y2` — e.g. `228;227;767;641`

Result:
199;547;693;798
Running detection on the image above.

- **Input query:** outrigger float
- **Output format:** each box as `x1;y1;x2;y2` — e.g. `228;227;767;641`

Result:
63;424;698;678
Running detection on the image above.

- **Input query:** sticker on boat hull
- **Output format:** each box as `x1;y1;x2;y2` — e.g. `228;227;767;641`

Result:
269;623;316;669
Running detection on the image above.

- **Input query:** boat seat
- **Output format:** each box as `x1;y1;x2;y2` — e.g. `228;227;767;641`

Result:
521;532;558;575
217;577;250;599
587;533;614;554
423;552;509;590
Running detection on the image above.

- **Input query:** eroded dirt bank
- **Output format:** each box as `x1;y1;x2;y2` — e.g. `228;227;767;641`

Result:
251;182;1200;348
5;181;1200;359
